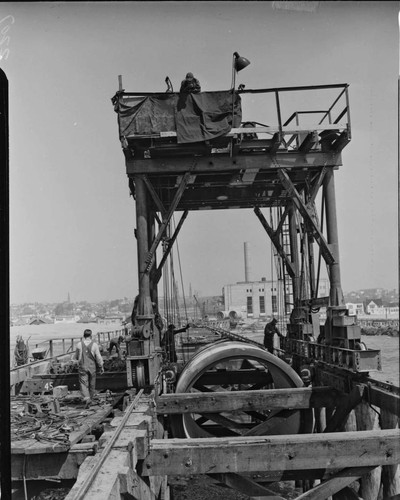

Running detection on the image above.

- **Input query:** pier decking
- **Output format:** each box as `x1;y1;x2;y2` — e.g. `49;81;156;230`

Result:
11;391;123;481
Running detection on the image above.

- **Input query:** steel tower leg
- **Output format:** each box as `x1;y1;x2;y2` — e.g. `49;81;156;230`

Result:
323;168;345;307
323;168;347;345
135;175;153;317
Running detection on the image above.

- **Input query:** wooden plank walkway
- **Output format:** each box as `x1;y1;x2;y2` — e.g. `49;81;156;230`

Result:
11;392;120;480
65;391;168;500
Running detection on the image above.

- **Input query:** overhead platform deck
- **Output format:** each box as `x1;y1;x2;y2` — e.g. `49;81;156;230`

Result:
113;83;351;211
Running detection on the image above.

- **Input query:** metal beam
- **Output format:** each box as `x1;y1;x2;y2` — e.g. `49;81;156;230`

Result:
118;83;349;98
309;166;328;205
143;168;195;273
275;204;291;236
155;210;189;284
126;151;343;175
278;169;335;265
143;175;166;215
254;207;296;278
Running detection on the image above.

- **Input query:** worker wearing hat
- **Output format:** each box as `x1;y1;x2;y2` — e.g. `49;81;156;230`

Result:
179;72;201;94
72;329;104;405
263;317;283;354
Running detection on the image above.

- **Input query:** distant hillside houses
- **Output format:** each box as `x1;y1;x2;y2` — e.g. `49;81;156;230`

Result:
97;314;125;325
29;317;54;325
346;299;399;318
55;315;81;323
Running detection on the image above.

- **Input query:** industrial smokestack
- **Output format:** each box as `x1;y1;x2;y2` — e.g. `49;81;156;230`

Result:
244;242;252;282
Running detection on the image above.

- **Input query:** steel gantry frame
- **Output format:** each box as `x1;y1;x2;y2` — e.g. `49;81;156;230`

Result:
81;81;400;500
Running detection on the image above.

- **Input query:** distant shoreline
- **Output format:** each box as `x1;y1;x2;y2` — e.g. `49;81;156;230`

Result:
360;327;399;337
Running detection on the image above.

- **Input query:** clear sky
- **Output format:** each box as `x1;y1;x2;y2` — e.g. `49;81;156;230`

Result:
3;1;399;304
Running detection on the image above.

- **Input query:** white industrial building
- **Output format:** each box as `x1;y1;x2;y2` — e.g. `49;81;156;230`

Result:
222;242;330;320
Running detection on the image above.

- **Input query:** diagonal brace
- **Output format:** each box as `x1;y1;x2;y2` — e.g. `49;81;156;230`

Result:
211;472;286;500
155;210;188;284
294;466;377;500
278;169;335;265
309;166;328;205
254;207;295;278
324;385;364;433
143;175;166;215
144;172;192;273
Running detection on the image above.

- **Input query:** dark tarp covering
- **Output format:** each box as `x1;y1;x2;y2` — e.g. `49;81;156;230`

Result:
114;91;242;144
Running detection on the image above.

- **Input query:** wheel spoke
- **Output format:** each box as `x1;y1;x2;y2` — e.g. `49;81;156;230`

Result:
170;341;308;439
243;409;298;436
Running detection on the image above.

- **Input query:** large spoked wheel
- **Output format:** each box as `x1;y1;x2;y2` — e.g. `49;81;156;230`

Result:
169;340;313;438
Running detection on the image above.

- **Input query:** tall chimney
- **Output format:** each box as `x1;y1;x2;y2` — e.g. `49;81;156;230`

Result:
244;242;252;282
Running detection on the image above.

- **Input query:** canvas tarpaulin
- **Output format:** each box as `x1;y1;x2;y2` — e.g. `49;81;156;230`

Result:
114;91;242;144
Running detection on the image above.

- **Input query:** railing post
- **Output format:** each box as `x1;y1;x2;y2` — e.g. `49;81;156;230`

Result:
345;86;351;140
49;340;53;358
275;90;282;134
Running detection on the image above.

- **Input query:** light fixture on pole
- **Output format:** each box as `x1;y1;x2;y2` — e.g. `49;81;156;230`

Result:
231;52;250;127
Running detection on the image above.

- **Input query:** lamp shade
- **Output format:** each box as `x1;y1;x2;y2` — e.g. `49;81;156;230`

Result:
233;52;251;72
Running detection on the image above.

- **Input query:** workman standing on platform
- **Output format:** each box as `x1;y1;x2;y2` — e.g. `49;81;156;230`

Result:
72;329;104;405
179;72;201;94
162;324;190;363
263;317;283;354
108;336;124;357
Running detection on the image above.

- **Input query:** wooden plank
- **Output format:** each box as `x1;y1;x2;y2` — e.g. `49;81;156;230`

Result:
294;466;377;500
108;413;153;429
66;451;157;500
142;429;400;476
68;403;114;445
12;437;42;454
380;408;400;498
12;448;96;481
119;465;158;500
354;402;382;500
148;474;167;499
324;386;363;433
367;385;400;416
65;450;128;500
156;387;339;414
24;440;69;454
212;472;286;499
12;435;69;455
99;428;149;460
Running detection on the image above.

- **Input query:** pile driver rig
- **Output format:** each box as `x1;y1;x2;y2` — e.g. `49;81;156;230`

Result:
108;78;399;499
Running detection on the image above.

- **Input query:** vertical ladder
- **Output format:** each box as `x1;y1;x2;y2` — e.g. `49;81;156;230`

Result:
271;207;293;331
